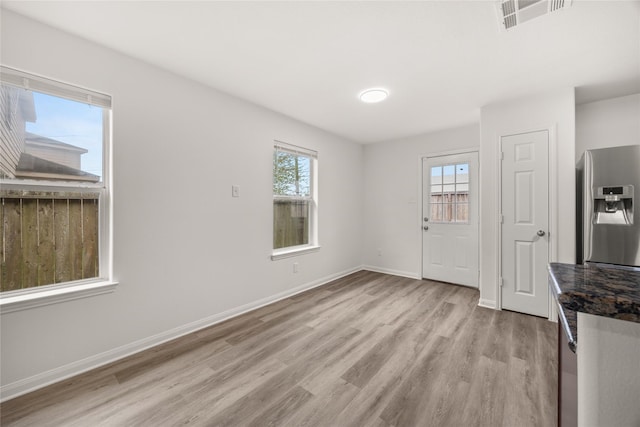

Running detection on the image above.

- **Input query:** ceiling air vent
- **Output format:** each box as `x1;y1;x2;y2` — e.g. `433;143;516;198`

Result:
498;0;572;30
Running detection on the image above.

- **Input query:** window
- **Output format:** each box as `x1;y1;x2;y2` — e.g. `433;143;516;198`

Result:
430;163;469;223
272;141;318;258
0;66;113;308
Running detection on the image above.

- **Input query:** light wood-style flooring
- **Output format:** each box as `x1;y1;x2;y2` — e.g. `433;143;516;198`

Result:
1;271;557;426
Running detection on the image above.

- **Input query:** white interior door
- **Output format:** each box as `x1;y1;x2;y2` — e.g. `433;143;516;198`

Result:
501;130;549;317
422;152;479;287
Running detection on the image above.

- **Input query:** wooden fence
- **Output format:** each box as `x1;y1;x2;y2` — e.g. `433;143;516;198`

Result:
431;193;469;223
1;192;99;292
273;199;309;249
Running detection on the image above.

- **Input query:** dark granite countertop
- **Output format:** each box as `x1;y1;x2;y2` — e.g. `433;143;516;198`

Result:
555;302;577;352
548;262;640;325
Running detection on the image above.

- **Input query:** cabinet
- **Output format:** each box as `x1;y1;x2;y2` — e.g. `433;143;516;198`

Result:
558;320;577;427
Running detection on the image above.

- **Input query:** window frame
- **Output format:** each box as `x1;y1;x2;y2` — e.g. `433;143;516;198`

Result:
271;141;319;260
429;162;470;224
0;66;116;314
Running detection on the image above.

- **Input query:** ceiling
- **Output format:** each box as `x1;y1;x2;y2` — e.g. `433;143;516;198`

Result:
2;1;639;144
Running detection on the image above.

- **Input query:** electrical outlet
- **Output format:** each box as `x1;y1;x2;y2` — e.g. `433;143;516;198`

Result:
293;262;299;273
232;185;240;197
377;248;382;256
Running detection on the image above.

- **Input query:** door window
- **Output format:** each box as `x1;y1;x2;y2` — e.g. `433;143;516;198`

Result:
430;163;469;223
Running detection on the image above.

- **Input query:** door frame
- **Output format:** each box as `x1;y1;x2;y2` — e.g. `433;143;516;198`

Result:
419;148;480;284
496;125;558;321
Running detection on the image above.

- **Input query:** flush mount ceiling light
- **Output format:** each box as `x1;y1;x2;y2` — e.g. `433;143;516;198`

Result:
359;88;389;103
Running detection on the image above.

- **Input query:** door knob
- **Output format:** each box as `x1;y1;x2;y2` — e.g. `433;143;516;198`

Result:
423;226;429;231
424;217;429;222
537;230;545;237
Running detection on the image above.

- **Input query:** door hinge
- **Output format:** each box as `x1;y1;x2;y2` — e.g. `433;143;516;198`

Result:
499;277;504;287
500;151;504;160
499;214;504;224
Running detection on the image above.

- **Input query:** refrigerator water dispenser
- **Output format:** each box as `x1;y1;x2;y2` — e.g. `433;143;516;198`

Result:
593;185;633;225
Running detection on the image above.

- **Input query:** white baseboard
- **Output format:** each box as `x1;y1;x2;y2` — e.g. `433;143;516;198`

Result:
0;266;363;403
478;298;497;309
362;265;421;280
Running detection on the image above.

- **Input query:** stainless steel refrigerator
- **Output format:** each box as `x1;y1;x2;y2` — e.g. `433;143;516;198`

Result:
577;144;640;267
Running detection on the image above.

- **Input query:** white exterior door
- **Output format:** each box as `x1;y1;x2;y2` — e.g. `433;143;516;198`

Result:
422;152;479;287
501;130;549;317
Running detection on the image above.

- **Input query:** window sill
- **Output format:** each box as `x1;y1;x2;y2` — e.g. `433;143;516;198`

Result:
271;245;321;261
0;280;118;314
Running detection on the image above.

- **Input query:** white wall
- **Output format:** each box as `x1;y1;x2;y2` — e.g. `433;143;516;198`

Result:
362;124;480;278
479;89;575;308
0;10;364;398
576;93;640;161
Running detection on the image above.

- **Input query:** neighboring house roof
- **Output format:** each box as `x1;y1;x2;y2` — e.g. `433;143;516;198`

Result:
15;132;99;182
2;84;98;182
15;152;99;182
25;132;88;154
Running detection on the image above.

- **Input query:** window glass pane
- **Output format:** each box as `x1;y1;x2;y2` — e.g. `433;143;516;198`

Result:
442;165;455;184
0;78;108;293
456;203;469;223
456;183;469;194
273;199;310;249
455;192;469;203
273;143;316;251
442;201;454;222
430;203;442;222
273;151;311;197
428;162;471;224
455;164;469;183
1;86;104;182
430;166;442;185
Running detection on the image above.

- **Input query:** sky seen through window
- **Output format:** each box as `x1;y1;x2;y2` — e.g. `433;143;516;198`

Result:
26;91;103;180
